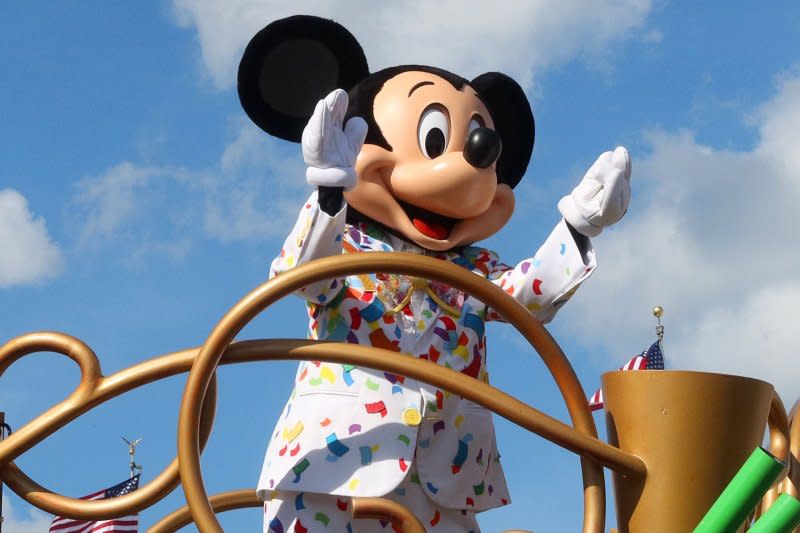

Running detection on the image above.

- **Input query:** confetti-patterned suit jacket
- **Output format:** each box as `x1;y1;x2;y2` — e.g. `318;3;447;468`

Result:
257;191;596;512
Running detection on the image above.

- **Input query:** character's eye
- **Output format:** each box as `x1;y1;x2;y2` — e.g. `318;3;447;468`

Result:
418;106;449;159
468;116;485;134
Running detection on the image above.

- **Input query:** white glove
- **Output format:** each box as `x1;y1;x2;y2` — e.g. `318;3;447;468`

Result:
558;146;632;237
302;89;368;190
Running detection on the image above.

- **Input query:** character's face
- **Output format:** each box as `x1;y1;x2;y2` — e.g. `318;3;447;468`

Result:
345;71;515;251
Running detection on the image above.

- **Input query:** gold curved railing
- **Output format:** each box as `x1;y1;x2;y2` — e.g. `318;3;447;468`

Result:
0;333;219;519
761;393;792;513
0;252;796;532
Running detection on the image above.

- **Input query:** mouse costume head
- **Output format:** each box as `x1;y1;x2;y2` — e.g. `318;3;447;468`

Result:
238;15;535;251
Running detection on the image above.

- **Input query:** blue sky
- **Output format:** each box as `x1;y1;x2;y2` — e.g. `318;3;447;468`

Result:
2;2;799;531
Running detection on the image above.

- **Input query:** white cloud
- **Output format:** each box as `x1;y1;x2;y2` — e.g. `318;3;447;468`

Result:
1;496;51;533
204;122;307;243
74;162;174;245
674;283;800;403
171;0;656;90
754;68;800;183
0;189;63;287
560;69;800;404
71;162;198;265
72;120;307;258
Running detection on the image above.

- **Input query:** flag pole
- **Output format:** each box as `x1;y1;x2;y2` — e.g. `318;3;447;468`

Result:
653;305;666;363
0;412;12;533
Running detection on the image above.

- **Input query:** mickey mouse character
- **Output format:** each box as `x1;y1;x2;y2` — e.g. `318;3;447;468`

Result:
238;15;631;533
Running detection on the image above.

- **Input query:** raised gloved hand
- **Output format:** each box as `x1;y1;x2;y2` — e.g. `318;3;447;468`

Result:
557;146;632;237
302;89;368;191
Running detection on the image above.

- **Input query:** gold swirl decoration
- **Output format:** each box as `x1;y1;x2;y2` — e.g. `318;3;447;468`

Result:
0;333;220;521
0;252;797;532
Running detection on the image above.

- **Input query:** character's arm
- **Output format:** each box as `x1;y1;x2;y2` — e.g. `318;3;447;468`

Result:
269;90;368;304
486;219;596;323
486;147;632;323
269;190;349;304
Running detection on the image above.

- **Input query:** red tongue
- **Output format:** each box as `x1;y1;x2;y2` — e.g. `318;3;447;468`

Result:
412;217;449;240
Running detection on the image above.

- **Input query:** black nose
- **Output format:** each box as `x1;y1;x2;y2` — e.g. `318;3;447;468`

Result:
463;128;502;169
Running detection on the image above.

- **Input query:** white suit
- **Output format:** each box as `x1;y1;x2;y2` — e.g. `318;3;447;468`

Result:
257;191;596;515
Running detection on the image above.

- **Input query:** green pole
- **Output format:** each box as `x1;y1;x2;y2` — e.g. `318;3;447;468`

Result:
694;447;785;533
748;493;800;533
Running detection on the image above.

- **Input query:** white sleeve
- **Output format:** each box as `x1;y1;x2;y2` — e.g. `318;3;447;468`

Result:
486;219;597;324
270;190;348;304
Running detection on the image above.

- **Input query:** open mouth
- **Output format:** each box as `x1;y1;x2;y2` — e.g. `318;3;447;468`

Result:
397;200;459;240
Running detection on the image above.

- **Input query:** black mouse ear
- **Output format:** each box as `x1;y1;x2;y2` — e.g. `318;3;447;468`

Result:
238;15;369;142
470;73;535;189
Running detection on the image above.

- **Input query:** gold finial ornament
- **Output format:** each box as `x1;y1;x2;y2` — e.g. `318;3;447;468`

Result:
653;306;664;342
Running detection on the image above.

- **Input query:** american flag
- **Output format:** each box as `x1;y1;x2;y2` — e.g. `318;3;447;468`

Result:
588;340;665;411
49;475;140;533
